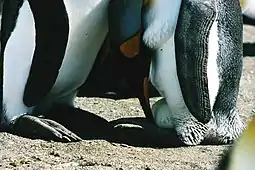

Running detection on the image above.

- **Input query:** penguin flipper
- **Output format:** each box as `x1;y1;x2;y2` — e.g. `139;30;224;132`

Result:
23;0;69;107
108;0;154;122
175;0;216;124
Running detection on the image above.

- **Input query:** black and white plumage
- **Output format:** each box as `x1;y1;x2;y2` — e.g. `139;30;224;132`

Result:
0;0;164;141
1;0;114;140
1;0;245;145
150;0;244;145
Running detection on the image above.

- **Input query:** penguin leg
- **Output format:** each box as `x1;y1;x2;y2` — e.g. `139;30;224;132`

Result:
150;34;209;145
152;96;208;145
142;0;210;145
108;0;154;123
1;0;81;142
205;0;244;144
8;92;82;142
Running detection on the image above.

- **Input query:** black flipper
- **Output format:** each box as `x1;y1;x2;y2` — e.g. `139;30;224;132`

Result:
0;0;24;54
23;0;69;107
175;0;216;124
108;0;154;123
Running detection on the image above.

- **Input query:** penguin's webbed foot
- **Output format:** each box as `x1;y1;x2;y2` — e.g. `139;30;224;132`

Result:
10;115;82;142
175;118;208;146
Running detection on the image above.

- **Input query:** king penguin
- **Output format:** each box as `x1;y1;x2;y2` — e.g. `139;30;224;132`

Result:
1;0;177;141
150;0;244;145
1;0;112;141
1;0;154;141
216;115;255;170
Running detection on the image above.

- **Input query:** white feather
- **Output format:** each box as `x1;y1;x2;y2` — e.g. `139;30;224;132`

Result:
3;0;35;123
148;0;190;127
207;16;220;111
48;0;109;100
143;0;182;49
3;0;110;123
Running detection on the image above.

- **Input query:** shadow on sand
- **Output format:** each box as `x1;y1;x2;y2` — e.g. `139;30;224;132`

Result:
243;15;255;26
40;104;185;148
243;43;255;57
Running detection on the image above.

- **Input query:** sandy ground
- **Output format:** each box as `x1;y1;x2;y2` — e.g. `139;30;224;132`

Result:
0;22;255;170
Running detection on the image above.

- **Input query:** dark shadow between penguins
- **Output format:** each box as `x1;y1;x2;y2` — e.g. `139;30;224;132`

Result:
243;15;255;57
10;103;185;148
243;43;255;57
243;15;255;26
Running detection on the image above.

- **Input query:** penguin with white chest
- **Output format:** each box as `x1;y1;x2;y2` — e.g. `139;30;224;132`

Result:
150;0;244;145
0;0;168;141
2;0;153;141
1;0;113;141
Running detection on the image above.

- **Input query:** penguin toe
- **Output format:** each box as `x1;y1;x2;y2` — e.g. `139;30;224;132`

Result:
175;120;208;146
41;118;83;142
10;115;82;142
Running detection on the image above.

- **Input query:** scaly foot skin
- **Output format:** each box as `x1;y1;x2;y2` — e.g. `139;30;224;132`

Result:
175;118;209;145
10;115;82;142
152;98;208;145
152;99;244;145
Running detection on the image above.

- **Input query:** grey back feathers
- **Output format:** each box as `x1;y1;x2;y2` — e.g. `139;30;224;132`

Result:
213;0;243;117
175;0;243;124
175;0;216;123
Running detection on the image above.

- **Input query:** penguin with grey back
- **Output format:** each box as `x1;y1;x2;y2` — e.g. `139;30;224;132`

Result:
150;0;244;145
1;0;88;141
1;0;153;141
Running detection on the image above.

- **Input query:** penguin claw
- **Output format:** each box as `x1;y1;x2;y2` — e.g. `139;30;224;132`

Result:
10;115;82;142
42;118;82;141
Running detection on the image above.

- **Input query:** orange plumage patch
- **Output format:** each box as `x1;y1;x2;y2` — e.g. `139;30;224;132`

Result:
120;32;141;58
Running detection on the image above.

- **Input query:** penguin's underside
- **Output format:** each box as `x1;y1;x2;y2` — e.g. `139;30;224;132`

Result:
1;0;155;142
1;0;245;145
